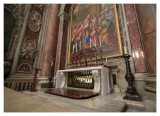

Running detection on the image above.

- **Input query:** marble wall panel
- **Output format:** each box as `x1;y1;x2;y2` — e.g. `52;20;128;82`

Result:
124;4;147;73
135;4;156;74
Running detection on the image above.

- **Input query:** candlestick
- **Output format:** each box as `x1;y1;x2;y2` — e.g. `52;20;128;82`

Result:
30;68;39;92
123;54;142;101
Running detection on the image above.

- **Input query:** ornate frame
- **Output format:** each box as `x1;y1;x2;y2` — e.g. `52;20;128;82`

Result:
68;4;122;64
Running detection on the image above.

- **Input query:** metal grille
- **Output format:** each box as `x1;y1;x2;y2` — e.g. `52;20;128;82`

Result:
67;71;94;89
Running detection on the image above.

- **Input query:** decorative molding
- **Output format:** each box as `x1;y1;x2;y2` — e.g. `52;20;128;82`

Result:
8;72;34;78
54;6;68;75
58;11;70;22
33;5;50;69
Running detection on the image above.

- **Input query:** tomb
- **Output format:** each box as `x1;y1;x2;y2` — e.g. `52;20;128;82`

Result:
45;66;110;99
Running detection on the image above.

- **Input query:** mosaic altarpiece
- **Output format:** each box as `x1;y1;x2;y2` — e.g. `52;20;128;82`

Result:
68;4;122;65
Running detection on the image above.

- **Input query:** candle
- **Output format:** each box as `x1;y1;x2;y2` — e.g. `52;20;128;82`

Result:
51;61;53;67
99;37;102;47
106;57;108;64
79;41;81;48
90;38;91;48
76;43;77;52
124;46;127;54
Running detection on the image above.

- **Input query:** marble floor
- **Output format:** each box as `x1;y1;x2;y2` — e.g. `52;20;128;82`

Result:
4;87;156;112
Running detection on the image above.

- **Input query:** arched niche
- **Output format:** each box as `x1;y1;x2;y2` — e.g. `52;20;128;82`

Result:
4;8;15;57
4;4;25;78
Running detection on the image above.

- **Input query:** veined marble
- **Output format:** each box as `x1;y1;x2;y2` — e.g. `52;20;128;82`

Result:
55;66;110;95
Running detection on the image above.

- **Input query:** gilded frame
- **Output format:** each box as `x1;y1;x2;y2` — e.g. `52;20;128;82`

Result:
68;4;122;64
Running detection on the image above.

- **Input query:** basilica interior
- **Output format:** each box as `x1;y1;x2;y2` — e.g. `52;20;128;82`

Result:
4;4;156;112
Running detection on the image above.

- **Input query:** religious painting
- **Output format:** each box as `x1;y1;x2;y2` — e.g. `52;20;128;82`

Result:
68;4;122;64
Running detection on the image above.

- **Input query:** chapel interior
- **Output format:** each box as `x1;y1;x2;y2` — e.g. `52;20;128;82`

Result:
4;4;156;112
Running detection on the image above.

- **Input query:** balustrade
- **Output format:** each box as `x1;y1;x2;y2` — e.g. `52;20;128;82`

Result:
4;79;33;91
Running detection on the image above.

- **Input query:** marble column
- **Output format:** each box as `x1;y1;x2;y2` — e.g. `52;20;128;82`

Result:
41;4;60;77
135;4;156;95
54;9;69;75
135;4;156;75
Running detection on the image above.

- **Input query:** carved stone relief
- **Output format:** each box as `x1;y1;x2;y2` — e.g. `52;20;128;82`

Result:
28;10;42;32
17;63;32;73
19;37;37;60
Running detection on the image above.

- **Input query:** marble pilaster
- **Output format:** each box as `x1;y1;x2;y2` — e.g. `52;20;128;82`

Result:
54;8;70;75
41;4;60;77
10;4;31;74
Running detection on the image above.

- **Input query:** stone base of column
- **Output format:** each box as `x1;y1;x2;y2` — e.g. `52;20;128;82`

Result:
144;76;156;93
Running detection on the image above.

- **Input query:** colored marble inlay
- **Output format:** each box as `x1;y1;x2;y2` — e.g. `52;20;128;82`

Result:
17;4;45;73
124;4;147;73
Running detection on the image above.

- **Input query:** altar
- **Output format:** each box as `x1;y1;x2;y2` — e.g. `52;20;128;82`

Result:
61;66;109;91
45;66;110;99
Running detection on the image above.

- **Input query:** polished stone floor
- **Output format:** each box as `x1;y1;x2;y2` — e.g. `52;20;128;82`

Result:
4;87;156;112
24;89;127;112
44;88;99;99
